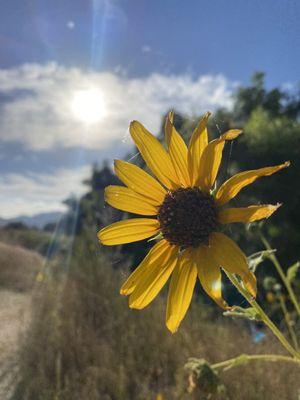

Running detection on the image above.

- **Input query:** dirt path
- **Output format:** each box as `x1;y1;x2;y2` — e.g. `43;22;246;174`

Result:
0;290;31;399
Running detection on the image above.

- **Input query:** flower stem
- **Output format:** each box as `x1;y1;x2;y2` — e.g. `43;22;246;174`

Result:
212;353;300;371
225;271;300;360
260;233;300;316
278;294;299;351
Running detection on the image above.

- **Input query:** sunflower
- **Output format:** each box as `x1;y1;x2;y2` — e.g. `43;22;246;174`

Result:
98;111;289;333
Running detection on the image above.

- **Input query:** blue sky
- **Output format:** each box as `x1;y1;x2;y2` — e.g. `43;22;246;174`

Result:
0;0;299;218
2;0;299;84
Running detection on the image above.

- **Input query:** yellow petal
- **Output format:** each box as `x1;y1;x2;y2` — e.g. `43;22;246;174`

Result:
120;240;170;295
210;232;257;297
195;245;229;309
130;121;179;189
166;250;197;333
165;112;190;187
128;243;178;309
218;204;281;224
105;185;158;216
242;272;257;298
188;112;211;186
215;162;290;206
98;218;159;246
196;129;242;191
114;159;166;205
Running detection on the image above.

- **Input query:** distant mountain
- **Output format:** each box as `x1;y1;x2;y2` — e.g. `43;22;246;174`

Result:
0;211;63;229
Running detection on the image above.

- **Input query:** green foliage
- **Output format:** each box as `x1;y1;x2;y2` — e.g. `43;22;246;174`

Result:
0;226;53;256
61;164;120;237
287;262;300;284
218;74;300;269
233;72;285;122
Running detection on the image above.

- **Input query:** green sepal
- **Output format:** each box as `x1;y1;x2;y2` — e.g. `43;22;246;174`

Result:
223;306;262;321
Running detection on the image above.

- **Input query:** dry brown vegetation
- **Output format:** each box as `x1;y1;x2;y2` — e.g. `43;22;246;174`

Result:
0;241;43;292
13;238;300;400
0;242;42;399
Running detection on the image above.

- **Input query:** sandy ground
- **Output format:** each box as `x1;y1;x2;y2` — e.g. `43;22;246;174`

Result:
0;290;31;399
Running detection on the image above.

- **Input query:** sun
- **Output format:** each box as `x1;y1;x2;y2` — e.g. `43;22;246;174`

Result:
71;88;106;124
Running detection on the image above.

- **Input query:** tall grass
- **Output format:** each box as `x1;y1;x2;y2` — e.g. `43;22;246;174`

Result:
14;237;300;399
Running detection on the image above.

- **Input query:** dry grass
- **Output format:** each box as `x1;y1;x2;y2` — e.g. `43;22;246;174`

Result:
0;241;43;292
0;241;41;399
0;290;31;400
13;239;300;400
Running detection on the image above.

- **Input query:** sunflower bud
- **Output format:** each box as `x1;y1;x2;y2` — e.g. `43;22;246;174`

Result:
184;358;227;397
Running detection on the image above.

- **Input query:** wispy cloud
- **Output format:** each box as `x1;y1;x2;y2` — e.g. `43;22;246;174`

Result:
0;166;90;218
0;62;234;151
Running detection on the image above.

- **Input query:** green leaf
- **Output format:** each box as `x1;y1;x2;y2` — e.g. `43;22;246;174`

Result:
287;261;300;283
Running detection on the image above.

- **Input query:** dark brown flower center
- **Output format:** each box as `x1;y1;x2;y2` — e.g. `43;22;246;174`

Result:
158;187;218;248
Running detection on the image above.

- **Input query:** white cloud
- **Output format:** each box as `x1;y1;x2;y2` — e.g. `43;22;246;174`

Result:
0;165;90;218
0;62;234;151
0;63;236;217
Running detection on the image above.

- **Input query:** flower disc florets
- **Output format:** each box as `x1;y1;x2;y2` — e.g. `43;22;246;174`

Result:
158;187;218;248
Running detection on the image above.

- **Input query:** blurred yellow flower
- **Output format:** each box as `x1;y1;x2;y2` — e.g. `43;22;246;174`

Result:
266;292;276;303
36;271;44;282
98;111;289;333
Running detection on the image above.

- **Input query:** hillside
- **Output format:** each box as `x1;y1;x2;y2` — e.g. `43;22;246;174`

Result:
0;241;43;292
0;212;62;230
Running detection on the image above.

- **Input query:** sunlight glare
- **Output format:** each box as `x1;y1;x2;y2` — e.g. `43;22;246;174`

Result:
212;279;222;293
71;89;106;124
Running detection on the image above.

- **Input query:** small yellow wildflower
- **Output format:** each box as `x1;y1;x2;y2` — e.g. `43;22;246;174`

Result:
98;111;289;333
36;271;44;282
266;292;276;303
